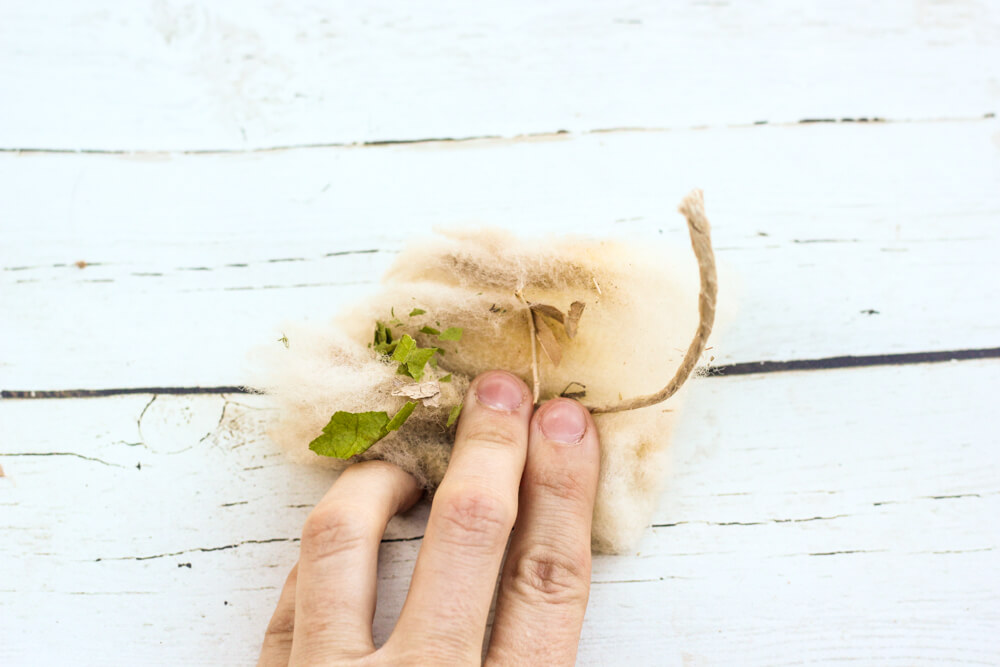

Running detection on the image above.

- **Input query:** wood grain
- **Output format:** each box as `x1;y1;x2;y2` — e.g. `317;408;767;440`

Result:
2;361;997;665
1;1;996;151
2;1;999;663
3;119;998;390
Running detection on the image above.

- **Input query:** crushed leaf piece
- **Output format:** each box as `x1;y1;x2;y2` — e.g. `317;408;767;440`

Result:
309;401;418;460
373;321;397;355
392;380;442;407
389;334;439;381
564;301;586;338
532;312;562;366
447;402;463;427
385;401;418;431
438;327;463;341
559;381;587;399
528;301;585;339
391;335;416;363
529;303;565;323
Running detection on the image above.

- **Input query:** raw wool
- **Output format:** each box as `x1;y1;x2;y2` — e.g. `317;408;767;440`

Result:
250;324;469;488
254;193;716;553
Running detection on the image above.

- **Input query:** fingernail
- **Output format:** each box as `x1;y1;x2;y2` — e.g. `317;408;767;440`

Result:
476;372;524;411
539;400;587;444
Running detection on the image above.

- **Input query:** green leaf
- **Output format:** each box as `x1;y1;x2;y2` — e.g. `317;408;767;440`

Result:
373;321;396;355
447;403;463;427
308;411;390;459
404;347;437;381
439;373;452;382
409;308;426;317
386;401;418;431
420;325;441;335
438;327;463;341
309;402;419;460
391;334;417;363
390;334;439;381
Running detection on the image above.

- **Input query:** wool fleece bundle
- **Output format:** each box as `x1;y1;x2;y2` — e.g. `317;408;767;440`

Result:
253;190;718;553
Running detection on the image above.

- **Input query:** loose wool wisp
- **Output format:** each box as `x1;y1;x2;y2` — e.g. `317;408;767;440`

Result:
252;190;718;554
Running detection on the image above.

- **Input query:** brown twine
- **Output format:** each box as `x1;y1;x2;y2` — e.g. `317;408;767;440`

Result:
514;189;717;412
587;189;718;414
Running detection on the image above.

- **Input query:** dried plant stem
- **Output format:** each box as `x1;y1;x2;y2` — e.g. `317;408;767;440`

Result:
515;290;541;404
588;189;718;414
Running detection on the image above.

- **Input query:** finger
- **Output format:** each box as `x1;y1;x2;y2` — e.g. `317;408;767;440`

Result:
290;460;421;664
258;563;298;667
386;370;531;663
486;398;600;666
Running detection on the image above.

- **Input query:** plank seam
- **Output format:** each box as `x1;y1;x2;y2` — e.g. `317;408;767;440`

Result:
0;112;993;156
3;347;998;399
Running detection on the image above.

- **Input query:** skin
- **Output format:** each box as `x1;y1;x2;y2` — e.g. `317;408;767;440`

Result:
258;370;601;666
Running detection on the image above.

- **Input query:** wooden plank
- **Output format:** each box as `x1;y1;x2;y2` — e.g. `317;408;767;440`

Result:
0;0;997;151
3;119;999;389
2;360;997;664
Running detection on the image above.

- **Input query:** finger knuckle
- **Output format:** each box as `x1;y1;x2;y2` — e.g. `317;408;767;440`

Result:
461;421;524;451
262;621;294;648
528;466;592;506
300;504;373;560
433;487;514;550
508;545;591;606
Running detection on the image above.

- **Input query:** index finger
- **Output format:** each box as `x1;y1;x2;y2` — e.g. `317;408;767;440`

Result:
290;461;421;663
384;370;532;664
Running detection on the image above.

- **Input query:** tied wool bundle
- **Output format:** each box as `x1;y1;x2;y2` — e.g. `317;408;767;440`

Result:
252;190;718;553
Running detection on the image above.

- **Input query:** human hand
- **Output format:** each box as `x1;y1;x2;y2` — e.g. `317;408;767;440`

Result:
259;370;601;666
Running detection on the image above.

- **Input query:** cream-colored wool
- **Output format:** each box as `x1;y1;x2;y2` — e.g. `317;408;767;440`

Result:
253;195;715;554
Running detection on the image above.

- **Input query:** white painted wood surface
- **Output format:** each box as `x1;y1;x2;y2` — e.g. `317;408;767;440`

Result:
1;1;996;151
2;362;998;665
2;1;999;665
4;120;999;389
